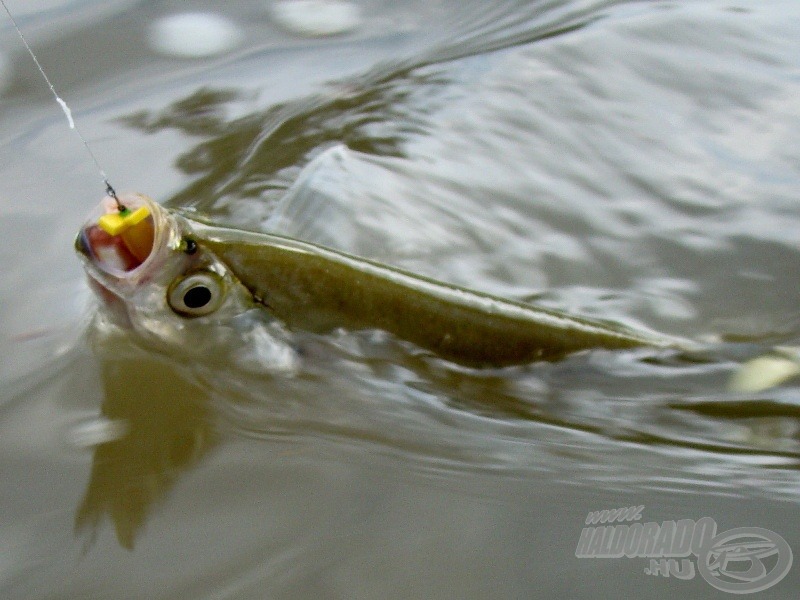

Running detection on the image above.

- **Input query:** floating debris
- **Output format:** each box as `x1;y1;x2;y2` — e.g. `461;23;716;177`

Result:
56;97;74;128
729;347;800;393
270;0;361;37
148;12;243;58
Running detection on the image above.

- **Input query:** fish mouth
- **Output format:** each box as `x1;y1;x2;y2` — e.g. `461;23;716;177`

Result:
75;193;165;281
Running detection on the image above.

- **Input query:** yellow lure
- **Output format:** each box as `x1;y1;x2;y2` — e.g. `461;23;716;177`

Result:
97;205;155;263
98;206;151;235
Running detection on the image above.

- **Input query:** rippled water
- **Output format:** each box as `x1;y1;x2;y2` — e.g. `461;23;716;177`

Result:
1;1;799;598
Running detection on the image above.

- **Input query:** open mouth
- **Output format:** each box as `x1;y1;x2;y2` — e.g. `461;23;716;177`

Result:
75;194;158;276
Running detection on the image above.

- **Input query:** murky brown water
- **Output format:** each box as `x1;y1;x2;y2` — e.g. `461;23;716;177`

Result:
1;1;799;598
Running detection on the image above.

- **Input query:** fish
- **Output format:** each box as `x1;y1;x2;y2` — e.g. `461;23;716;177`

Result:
75;193;685;369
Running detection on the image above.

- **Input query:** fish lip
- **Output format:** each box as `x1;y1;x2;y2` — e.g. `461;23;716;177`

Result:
74;228;93;259
75;194;178;304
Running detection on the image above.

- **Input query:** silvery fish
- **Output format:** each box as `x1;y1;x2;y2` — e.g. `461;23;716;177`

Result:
75;193;682;370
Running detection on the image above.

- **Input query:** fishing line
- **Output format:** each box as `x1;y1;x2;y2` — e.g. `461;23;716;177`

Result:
0;0;125;210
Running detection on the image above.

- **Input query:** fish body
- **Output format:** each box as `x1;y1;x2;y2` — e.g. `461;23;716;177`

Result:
193;222;674;366
76;194;681;369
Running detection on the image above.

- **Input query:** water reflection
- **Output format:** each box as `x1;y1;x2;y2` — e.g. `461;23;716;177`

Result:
119;69;438;216
75;335;215;550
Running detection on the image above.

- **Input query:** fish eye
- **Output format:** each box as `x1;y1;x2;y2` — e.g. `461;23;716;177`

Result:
167;271;225;317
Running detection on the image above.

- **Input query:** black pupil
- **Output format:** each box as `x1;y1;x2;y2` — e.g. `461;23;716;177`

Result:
183;285;212;309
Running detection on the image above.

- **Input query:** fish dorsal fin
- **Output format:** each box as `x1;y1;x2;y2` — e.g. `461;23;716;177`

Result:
265;145;366;251
266;144;437;263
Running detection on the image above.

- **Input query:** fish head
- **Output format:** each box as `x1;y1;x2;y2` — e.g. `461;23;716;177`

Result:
75;193;286;366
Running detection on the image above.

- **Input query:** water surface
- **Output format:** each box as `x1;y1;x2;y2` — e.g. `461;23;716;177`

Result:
1;1;799;598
